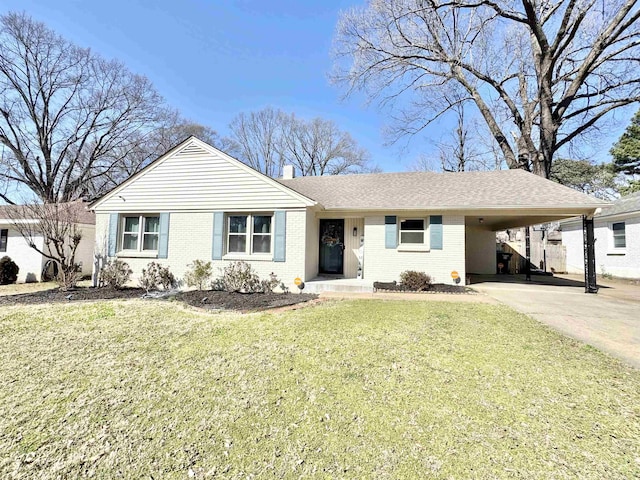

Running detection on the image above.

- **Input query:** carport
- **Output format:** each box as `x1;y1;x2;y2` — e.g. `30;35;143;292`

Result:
464;206;606;293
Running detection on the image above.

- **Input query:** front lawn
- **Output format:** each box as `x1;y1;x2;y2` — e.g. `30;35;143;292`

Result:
0;299;638;478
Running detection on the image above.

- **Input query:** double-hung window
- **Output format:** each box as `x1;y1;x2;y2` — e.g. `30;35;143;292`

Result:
0;229;7;252
121;215;160;252
612;222;626;250
227;214;272;255
399;219;426;245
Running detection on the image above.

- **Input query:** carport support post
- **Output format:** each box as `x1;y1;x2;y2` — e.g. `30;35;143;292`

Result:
525;226;531;281
583;215;598;294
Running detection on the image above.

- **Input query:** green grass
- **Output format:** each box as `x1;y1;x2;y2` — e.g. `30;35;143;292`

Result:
0;282;58;296
0;299;638;479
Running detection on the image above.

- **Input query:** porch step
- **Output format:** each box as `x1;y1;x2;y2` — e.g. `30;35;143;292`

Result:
303;278;374;294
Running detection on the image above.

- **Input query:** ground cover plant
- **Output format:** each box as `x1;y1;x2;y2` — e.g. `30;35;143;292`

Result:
0;299;638;478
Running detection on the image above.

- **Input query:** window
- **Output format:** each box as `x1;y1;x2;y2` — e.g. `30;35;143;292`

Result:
121;215;160;251
0;229;7;252
612;222;626;249
399;219;426;244
227;214;272;255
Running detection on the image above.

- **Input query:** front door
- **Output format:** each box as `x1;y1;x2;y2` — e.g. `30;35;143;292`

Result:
319;219;344;275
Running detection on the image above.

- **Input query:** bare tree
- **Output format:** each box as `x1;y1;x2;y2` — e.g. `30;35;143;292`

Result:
409;103;503;172
227;107;374;177
4;201;88;290
280;114;372;176
227;107;287;178
333;0;640;178
0;12;171;204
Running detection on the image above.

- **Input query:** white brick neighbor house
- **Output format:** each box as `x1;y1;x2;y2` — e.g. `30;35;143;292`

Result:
89;137;607;291
562;192;640;279
0;201;96;283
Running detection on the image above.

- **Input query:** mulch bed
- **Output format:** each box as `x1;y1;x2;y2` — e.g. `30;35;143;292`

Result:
0;286;147;305
373;281;475;294
0;286;318;312
177;290;318;312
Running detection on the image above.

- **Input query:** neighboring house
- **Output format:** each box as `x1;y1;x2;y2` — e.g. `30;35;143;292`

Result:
89;137;607;289
562;192;640;279
0;201;96;283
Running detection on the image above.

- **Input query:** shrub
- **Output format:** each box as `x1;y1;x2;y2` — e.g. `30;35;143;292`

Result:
57;266;82;291
139;262;176;293
219;261;260;293
184;260;213;290
0;256;19;285
99;260;132;289
157;264;176;290
399;270;432;291
260;272;281;294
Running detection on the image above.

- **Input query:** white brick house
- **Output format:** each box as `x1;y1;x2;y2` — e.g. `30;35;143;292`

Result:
0;202;95;283
89;137;607;290
562;192;640;279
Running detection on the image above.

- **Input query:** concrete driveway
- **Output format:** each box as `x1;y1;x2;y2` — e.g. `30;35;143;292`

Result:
471;274;640;369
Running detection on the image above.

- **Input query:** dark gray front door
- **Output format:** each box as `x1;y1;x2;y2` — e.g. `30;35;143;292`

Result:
319;219;344;275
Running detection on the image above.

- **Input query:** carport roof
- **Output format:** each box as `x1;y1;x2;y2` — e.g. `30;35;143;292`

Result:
279;169;608;212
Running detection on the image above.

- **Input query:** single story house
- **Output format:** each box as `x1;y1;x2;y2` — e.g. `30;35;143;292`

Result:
89;137;607;290
0;201;96;283
562;191;640;279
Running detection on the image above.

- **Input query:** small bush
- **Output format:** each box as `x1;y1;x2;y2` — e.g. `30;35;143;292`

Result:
157;264;176;290
210;277;224;291
399;270;432;291
99;260;132;289
0;256;19;285
139;262;176;293
219;261;260;293
260;272;281;294
184;260;213;290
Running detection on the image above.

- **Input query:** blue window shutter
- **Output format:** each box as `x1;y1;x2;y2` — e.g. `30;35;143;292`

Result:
273;210;286;262
430;215;443;250
212;212;224;260
108;213;118;257
385;215;397;249
158;213;170;259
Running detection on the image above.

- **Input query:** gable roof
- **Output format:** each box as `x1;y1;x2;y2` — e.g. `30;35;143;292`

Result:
0;201;95;225
596;191;640;218
90;137;316;211
279;169;608;211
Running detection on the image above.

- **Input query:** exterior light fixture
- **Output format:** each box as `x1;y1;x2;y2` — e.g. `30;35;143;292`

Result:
353;227;358;237
479;217;484;224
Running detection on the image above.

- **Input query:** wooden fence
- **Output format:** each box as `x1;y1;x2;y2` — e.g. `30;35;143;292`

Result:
499;241;566;274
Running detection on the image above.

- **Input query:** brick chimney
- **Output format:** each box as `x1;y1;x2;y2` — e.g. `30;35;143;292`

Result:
282;165;295;180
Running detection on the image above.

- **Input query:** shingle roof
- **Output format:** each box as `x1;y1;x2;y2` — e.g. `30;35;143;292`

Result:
279;169;608;210
0;201;95;225
597;191;640;218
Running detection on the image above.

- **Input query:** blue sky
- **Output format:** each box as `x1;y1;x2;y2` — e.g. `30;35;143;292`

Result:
1;0;631;171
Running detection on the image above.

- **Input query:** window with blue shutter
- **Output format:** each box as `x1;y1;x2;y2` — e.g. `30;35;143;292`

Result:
385;216;397;249
273;210;286;262
108;213;118;257
430;215;443;250
212;211;224;260
157;213;170;259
